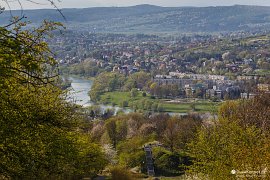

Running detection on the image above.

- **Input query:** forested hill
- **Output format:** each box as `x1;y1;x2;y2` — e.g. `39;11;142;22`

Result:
2;4;270;33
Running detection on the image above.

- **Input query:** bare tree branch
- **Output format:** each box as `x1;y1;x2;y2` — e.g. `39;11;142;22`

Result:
3;15;26;28
1;0;66;22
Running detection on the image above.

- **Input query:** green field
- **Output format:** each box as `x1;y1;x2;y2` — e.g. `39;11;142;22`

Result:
99;91;220;113
254;69;270;75
162;102;219;113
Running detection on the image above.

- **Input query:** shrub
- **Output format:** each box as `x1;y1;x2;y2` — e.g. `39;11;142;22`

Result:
122;101;129;107
110;166;133;180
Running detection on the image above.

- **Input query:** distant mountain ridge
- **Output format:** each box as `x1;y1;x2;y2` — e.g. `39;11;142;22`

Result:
2;4;270;33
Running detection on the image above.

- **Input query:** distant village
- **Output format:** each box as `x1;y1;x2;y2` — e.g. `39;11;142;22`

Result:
51;31;270;100
154;72;270;100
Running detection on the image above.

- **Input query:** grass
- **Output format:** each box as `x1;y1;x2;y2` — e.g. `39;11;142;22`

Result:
99;91;220;113
157;176;186;180
100;91;131;105
161;101;219;113
253;69;270;75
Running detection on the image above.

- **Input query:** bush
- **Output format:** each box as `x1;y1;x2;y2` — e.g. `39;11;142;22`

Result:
157;104;164;112
116;109;125;115
110;166;133;180
130;88;138;98
152;147;186;176
121;101;129;107
151;103;158;112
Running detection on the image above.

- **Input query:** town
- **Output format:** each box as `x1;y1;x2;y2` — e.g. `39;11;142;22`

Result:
2;2;270;179
52;31;270;101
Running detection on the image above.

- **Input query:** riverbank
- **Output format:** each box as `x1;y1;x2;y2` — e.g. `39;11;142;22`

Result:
99;91;220;113
61;73;96;80
68;76;131;114
68;75;220;114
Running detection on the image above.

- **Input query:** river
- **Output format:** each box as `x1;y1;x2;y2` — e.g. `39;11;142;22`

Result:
68;76;189;116
68;76;131;113
68;76;93;106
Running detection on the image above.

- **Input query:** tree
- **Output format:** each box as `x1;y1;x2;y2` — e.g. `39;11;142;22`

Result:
219;94;270;133
163;117;181;152
163;115;202;152
89;72;126;102
106;120;118;149
188;119;270;179
130;88;138;98
126;71;151;90
121;100;128;108
152;147;184;176
117;136;148;168
0;20;60;85
188;95;270;179
0;16;107;178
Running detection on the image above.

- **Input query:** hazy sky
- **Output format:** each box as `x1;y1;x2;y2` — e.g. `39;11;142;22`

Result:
3;0;270;10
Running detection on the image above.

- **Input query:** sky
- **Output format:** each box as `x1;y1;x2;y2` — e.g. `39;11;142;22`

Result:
3;0;270;10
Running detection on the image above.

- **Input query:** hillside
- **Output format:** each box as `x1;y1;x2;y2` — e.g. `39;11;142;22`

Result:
2;5;270;33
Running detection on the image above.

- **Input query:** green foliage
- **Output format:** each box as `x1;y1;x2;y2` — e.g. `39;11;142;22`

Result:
0;21;107;178
0;69;106;179
105;120;118;148
117;136;153;168
188;96;270;179
190;103;196;111
89;72;126;102
142;92;147;97
150;84;180;98
126;71;151;90
0;20;59;85
218;100;240;120
188;120;270;179
105;117;128;148
90;71;151;103
121;100;129;108
218;94;270;132
71;135;107;178
119;151;145;169
152;147;185;176
130;88;139;98
162;116;202;152
110;166;134;180
60;59;104;77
